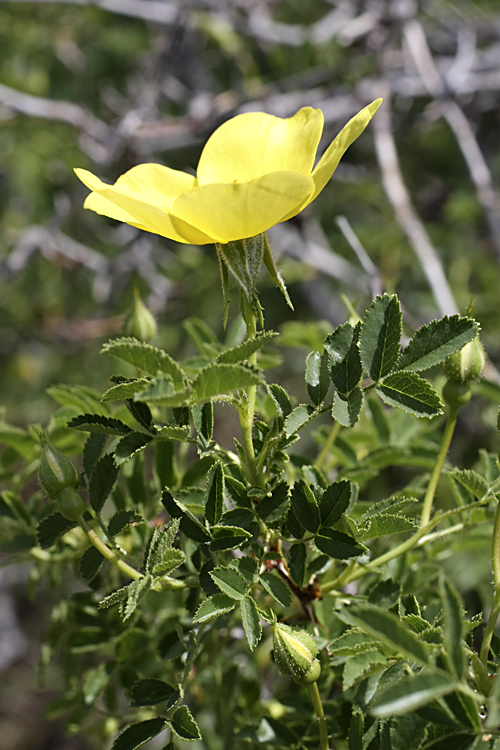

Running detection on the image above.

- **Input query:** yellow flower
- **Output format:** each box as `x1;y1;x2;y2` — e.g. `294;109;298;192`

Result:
75;99;382;245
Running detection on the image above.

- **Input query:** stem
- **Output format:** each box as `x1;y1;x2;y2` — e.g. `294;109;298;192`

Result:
78;518;142;580
315;421;341;471
309;681;329;750
238;299;263;488
420;405;459;527
479;497;500;667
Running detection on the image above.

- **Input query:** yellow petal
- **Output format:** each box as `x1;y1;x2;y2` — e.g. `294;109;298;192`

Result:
74;167;213;245
196;107;324;186
173;171;314;243
311;99;383;201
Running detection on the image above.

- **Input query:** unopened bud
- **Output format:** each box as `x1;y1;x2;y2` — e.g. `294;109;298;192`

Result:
272;616;320;684
123;288;157;342
442;337;486;384
38;433;80;499
56;487;87;521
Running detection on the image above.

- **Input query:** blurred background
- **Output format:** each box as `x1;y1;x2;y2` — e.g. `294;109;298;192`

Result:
1;0;500;747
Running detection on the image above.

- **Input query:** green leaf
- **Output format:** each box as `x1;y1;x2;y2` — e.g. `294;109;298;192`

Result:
144;520;182;573
82;662;114;706
257;481;290;524
193;593;236;623
217;331;278;364
342;603;430;665
343;649;388;690
398;316;479;373
240;595;262;651
122;576;152;621
192;402;213;441
111;718;167;750
259;571;292;607
162;490;211;543
152;549;186;576
361;513;418;540
169;705;201;742
284;404;316;438
125;399;155;432
315;528;366;559
332;388;364;427
291;480;320;533
102;337;185;388
36;512;76;549
372;670;457;717
154;424;191;441
78;546;105;582
130;678;177;707
319;479;352;527
360;294;402;381
263;232;293;308
306;350;330;406
288;543;307;588
114;433;152;466
389;714;428;750
349;707;364;750
47;383;107;414
0;422;37;458
204;462;224;526
210;525;252;551
449;469;488;500
193;363;262;402
267;384;293;418
83;433;107;477
108;510;144;538
422;732;485;750
67;414;132;436
440;575;465;679
324;322;362;394
216;236;264;304
134;377;193;407
89;453;119;513
101;378;150;402
377;372;443;417
210;566;249;600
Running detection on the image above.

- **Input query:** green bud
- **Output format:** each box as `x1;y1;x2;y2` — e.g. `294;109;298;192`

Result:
442;337;486;384
442;380;471;409
123;288;157;342
38;433;80;499
56;487;87;521
272;616;318;683
293;658;321;685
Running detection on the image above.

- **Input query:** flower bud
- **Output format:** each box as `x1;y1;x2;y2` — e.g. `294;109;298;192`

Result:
442;337;486;384
56;487;87;521
38;433;80;499
272;617;319;683
442;380;471;409
123;288;157;342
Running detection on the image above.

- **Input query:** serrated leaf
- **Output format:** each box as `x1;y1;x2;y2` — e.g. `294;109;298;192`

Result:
449;469;488;500
259;571;292;607
306;350;330;406
332;388;364;427
111;718;167;750
288;543;307;588
162;490;211;543
324;322;362;394
210;566;249;600
193;363;262;402
130;678;177;707
372;671;457;717
342;603;430;665
267;384;293;418
47;384;107;414
349;707;364;750
284;404;316;438
315;528;366;559
67;414;132;436
125;399;155;432
343;649;388;690
122;576;152;621
0;422;37;458
192;402;213;441
210;525;252;551
377;372;443;417
36;512;77;549
83;433;107;477
154;424;191;441
83;662;114;706
98;586;129;611
89;453;119;513
360;496;418;521
102;338;185;388
78;545;105;582
361;513;418;540
440;575;465;679
108;510;144;538
204;462;224;526
114;433;152;466
193;593;236;623
398;316;479;373
291;480;320;533
217;331;278;364
257;481;290;524
145;522;181;573
240;595;262;650
135;380;194;407
101;378;150;402
360;294;402;381
169;705;201;742
152;549;185;576
319;479;352;527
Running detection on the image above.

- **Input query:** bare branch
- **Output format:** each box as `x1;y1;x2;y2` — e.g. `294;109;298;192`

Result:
0;0;179;24
335;216;384;299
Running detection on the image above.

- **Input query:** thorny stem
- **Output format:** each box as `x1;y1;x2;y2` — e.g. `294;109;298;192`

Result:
78;518;142;580
309;681;329;750
238;298;264;488
480;497;500;667
314;421;341;472
420;404;459;527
